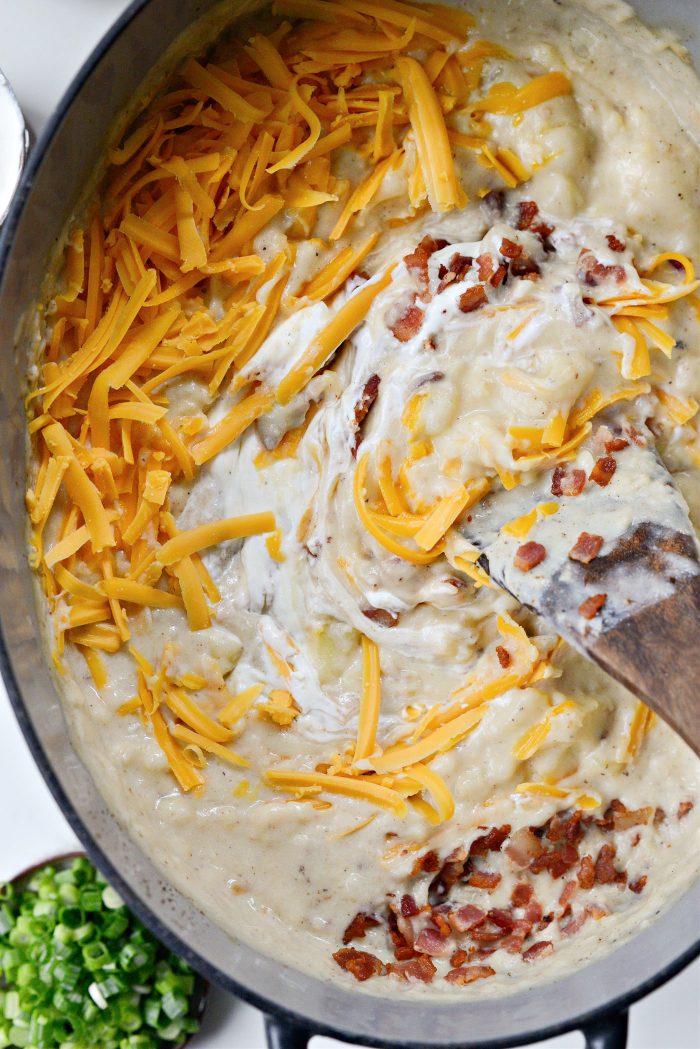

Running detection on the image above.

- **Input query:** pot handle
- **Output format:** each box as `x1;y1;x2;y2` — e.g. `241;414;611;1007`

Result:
264;1013;311;1049
582;1009;629;1049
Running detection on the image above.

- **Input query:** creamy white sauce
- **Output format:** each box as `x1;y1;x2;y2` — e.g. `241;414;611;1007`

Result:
45;0;700;998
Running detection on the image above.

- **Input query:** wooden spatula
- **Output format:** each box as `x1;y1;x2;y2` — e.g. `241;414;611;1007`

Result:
460;419;700;754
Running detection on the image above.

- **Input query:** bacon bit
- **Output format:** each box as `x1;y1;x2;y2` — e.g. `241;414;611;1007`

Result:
579;593;606;620
629;876;648;895
351;374;380;456
559;879;578;912
531;222;555;246
459;284;488;313
401;894;419;918
430;909;452;938
590;456;617;487
578;855;595;890
362;607;399;628
404;236;448;293
412;850;440;876
631;833;641;848
450;948;469;967
530;843;579;880
471;825;511;855
577;250;626;286
510;256;541;280
470;921;506;944
524;897;544;926
522;940;554;962
560;910;589;938
514;541;546;572
496;645;511;668
606;234;626;253
505;828;543;868
516;200;539;230
488;908;515;933
387;909;416;960
569;532;603;564
414;927;451;957
467;870;502;891
588;905;608;920
594;843;619;885
511;882;534;908
333;947;384;981
445;964;496;985
547;811;584;844
678;801;694;819
500;238;523;259
477;253;494;282
551;465;586;497
391;299;425;343
428;847;467;905
490;264;508;287
598;800;653;831
386;955;437;982
343;911;381;944
449;904;486;933
501;919;532;953
606;436;629;453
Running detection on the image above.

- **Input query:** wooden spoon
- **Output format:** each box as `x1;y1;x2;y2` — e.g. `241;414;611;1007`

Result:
459;420;700;754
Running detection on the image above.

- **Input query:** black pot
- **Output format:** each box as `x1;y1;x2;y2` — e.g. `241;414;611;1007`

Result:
0;3;697;1048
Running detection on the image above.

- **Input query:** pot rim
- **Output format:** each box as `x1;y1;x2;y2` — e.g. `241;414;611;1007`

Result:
0;2;698;1047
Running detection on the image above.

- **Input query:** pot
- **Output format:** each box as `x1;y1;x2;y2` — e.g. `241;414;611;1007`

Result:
0;3;698;1048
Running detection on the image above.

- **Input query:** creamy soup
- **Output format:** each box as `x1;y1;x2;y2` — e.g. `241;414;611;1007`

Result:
26;0;700;996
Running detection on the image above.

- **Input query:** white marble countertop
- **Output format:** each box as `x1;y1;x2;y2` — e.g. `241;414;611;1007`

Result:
0;2;698;1046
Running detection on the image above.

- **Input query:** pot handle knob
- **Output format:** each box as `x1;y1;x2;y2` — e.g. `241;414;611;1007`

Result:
264;1013;311;1049
582;1009;629;1049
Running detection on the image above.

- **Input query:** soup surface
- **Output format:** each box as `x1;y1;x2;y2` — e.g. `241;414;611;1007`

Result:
26;0;700;995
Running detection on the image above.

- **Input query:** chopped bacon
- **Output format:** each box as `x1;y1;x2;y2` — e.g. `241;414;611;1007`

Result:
333;947;384;981
488;908;515;933
551;465;586;497
511;882;534;908
467;870;502;891
343;911;381;944
444;965;496;985
597;800;653;831
531;221;555;246
594;843;619;885
558;879;578;913
387;909;416;960
450;948;469;967
530;843;579;879
412;850;440;876
490;264;508;287
500;238;523;259
522;940;554;962
477;253;494;281
391;299;425;343
459;284;488;313
404;235;448;293
470;921;506;944
362;607;399;628
606;436;629;452
516;200;539;230
470;825;511;855
678;801;694;819
437;253;472;292
546;811;584;844
579;593;607;620
569;532;604;564
428;848;467;904
577;250;626;286
560;910;590;938
606;234;626;253
590;455;617;487
588;905;609;920
386;955;437;983
654;807;666;824
501;919;532;953
450;904;486;933
514;541;546;572
430;908;452;938
351;373;380;456
524;897;544;926
414;927;451;957
629;876;648;895
401;894;420;918
510;256;541;280
578;855;595;890
505;828;543;868
496;645;512;668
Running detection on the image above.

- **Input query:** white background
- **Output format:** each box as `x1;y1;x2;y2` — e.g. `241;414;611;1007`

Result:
0;2;698;1047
